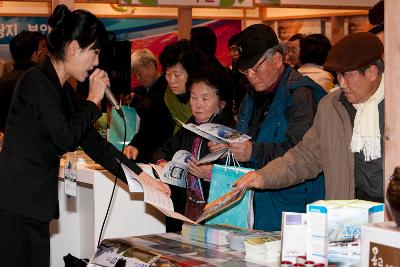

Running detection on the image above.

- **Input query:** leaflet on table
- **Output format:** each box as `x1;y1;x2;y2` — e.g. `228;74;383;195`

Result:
175;118;251;144
149;148;229;188
281;212;308;263
120;162;247;225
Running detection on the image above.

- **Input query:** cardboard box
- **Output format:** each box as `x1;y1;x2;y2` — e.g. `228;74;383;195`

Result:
361;221;400;267
306;200;384;266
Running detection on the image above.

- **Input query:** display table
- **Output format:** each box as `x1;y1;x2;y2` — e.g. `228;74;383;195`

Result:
89;233;279;267
50;163;166;267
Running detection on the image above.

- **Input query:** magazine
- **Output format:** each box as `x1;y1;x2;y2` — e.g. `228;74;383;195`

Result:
149;148;229;188
175;118;251;144
120;163;247;225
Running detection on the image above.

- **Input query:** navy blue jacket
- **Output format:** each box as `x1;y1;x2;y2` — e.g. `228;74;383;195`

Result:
237;66;326;231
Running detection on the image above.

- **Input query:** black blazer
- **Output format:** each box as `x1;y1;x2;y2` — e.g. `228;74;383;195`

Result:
0;57;142;222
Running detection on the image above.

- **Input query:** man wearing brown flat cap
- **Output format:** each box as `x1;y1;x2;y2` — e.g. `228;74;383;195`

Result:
235;32;385;203
209;24;327;231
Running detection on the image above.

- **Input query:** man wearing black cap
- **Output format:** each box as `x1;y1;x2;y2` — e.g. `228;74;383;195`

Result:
211;24;327;231
235;32;385;204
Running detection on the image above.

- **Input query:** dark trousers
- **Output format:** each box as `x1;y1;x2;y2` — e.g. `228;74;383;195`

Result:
0;209;50;267
356;188;384;203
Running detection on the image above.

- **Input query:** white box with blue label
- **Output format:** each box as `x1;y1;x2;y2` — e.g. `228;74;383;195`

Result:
306;200;384;266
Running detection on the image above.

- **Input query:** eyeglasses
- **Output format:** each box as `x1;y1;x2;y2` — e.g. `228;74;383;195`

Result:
238;52;270;75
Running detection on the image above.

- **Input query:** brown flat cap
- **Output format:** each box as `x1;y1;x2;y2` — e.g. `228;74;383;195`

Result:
324;32;383;72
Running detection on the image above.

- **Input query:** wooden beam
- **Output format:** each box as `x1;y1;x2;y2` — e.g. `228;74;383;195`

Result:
330;16;344;44
384;0;400;212
178;7;192;40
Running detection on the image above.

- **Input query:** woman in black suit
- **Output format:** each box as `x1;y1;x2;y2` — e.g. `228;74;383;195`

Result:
0;5;169;267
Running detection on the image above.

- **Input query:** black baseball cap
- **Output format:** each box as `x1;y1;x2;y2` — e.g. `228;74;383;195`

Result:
236;24;279;69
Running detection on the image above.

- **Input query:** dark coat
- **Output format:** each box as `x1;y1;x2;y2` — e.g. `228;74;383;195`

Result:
0;57;142;222
152;109;235;232
129;75;174;163
0;60;36;131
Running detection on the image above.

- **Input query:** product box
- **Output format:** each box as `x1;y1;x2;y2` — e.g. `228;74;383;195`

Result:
306;200;384;266
361;221;400;267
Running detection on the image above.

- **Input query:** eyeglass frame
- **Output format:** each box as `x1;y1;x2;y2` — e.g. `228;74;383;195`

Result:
238;45;280;75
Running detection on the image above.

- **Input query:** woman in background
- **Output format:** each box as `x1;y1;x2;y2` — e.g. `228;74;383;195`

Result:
0;5;169;266
159;39;194;135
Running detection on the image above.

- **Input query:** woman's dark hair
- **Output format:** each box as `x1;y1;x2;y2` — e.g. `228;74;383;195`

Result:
300;33;332;66
159;39;209;78
47;4;108;60
186;66;233;115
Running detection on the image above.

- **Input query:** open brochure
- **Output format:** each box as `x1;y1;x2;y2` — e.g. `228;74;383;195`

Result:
120;162;247;225
175;118;251;144
149;149;229;188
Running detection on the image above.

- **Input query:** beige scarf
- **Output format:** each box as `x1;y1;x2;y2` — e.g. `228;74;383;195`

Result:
350;75;384;161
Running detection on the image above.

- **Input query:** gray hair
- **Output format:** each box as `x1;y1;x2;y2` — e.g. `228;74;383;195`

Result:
131;48;158;71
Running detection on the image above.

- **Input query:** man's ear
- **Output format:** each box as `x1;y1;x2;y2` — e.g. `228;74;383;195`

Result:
367;64;379;82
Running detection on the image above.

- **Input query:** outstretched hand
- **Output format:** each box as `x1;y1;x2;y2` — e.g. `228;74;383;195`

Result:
233;171;264;190
138;171;171;197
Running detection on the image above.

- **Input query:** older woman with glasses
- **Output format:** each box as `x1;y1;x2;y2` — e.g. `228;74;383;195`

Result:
210;24;327;232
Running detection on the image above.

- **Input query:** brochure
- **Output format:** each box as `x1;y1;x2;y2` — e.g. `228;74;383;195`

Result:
149;148;229;188
120;162;247;225
175;118;251;144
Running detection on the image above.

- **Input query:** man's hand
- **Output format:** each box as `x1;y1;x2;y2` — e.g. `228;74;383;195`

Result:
233;171;265;190
187;157;213;180
229;140;252;162
123;145;139;160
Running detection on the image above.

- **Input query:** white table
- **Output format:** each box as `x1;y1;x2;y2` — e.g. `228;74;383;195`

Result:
50;163;166;267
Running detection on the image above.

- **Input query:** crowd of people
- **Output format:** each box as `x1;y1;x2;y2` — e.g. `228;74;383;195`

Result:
0;1;385;266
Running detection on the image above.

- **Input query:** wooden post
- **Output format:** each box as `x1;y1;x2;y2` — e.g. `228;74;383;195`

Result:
51;0;74;11
330;16;344;44
384;0;400;211
178;7;192;40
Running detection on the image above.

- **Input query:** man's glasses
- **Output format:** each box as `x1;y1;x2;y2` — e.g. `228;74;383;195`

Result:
238;52;270;75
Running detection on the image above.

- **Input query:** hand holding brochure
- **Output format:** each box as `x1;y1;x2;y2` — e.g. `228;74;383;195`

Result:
120;162;247;225
150;148;229;188
175;118;251;144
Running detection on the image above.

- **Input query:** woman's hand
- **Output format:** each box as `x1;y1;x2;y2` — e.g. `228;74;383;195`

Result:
87;68;110;106
187;157;213;180
138;171;171;197
156;159;168;168
123;145;139;160
208;141;229;155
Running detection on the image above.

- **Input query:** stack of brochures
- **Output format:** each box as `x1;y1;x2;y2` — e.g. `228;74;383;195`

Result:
244;235;281;263
181;223;281;253
226;229;280;252
181;224;230;246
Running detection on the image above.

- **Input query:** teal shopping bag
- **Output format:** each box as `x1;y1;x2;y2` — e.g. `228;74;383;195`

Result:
206;164;254;229
109;106;138;151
